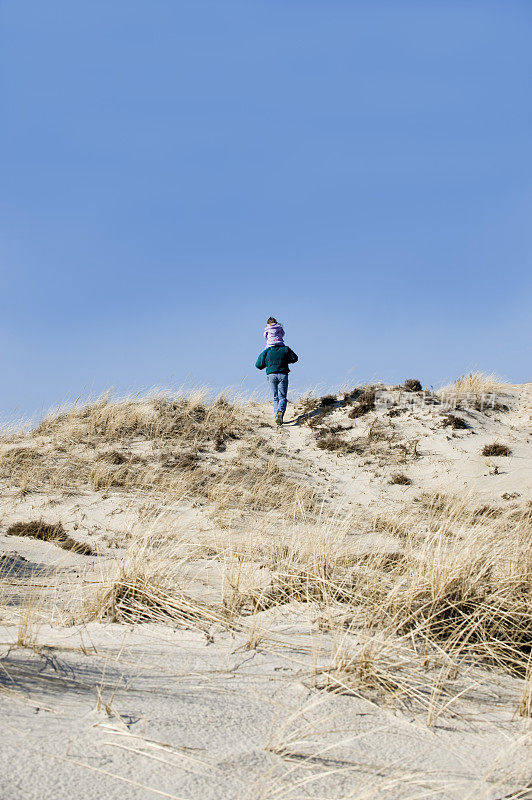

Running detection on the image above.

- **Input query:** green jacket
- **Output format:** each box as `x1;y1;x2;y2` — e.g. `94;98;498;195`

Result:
255;345;299;375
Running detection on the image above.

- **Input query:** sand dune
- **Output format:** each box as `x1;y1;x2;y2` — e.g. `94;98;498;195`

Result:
1;377;531;799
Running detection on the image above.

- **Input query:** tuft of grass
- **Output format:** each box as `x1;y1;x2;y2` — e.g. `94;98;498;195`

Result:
306;409;334;429
315;635;471;723
7;520;95;555
95;449;145;466
383;540;531;675
474;398;509;412
97;573;214;628
442;414;469;430
403;379;422;392
388;407;405;417
360;495;532;675
439;372;509;402
389;473;412;485
0;445;90;493
87;527;225;630
482;442;511;457
315;432;361;455
347;388;376;419
204;444;318;516
340;388;361;402
95;450;129;465
158;450;198;470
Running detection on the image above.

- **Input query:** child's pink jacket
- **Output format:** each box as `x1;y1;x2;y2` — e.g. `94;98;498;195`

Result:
264;322;285;347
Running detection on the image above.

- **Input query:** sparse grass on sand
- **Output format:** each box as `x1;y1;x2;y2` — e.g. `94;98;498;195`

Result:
438;371;509;401
0;391;316;517
80;491;532;684
1;382;531;798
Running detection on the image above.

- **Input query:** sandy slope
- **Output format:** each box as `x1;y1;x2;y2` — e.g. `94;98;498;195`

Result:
0;383;530;799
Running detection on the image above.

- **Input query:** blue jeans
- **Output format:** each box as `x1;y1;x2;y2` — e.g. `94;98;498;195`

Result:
268;373;288;418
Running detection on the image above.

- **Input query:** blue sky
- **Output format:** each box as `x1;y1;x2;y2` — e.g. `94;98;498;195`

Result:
1;1;531;420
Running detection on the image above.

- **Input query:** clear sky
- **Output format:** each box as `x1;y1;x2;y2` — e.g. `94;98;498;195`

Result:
1;1;531;421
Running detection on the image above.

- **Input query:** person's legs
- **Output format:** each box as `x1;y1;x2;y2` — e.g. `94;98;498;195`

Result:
277;375;288;419
267;374;280;418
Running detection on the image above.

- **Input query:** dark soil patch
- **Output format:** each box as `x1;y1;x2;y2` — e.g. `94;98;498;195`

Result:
6;520;95;555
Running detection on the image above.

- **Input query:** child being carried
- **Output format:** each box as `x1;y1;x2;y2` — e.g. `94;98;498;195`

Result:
264;317;285;347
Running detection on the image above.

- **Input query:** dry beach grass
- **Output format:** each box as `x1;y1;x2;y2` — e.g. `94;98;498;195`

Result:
0;376;531;799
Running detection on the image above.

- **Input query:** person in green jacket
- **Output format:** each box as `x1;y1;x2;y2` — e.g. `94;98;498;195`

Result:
255;343;298;425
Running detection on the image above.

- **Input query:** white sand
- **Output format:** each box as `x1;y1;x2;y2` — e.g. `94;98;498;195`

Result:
0;383;530;799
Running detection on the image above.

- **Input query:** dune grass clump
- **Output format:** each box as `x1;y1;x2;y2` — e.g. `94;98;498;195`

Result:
35;391;244;450
482;442;511;457
388;407;405;417
306;409;334;429
158;450;199;470
413;491;520;531
348;388;376;419
367;506;532;675
341;388;361;402
439;372;509;404
7;520;94;555
91;449;148;489
0;446;91;493
0;447;44;478
442;414;469;430
345;496;532;679
95;449;145;465
0;448;43;492
474;397;509;412
1;391;317;518
97;574;214;628
316;635;464;720
300;393;340;427
315;432;361;455
88;527;226;631
206;456;317;515
389;472;411;485
389;559;532;675
250;565;345;611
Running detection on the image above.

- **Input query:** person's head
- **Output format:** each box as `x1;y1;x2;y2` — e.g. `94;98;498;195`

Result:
267;317;277;325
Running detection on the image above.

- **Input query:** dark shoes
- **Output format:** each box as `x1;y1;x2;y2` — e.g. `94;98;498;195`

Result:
276;412;284;426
